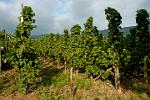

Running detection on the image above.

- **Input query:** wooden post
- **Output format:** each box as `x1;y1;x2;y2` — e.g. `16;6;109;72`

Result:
21;3;24;23
0;47;4;73
115;66;121;94
64;61;67;74
70;67;74;100
113;52;121;94
144;64;148;84
0;49;1;73
144;56;148;84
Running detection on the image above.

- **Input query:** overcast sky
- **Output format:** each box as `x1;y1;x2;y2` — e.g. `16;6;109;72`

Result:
0;0;150;35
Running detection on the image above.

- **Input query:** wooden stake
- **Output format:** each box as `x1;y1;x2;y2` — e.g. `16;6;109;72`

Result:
113;52;121;94
0;47;4;73
64;61;67;74
0;50;1;73
116;66;121;94
70;67;74;100
21;3;24;23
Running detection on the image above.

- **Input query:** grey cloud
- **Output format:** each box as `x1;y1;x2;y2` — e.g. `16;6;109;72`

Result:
0;7;18;34
28;0;62;35
0;0;150;35
53;14;76;34
71;0;94;19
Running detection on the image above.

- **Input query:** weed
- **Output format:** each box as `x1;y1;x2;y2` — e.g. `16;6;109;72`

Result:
105;95;121;100
41;67;60;86
130;95;137;100
92;90;101;99
38;85;60;100
75;95;82;100
0;78;2;93
75;78;92;90
94;98;100;100
50;73;70;87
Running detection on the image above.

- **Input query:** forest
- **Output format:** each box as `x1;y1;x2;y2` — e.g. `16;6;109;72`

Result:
0;5;150;100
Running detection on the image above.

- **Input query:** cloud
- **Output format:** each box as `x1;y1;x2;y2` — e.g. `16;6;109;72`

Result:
0;0;150;35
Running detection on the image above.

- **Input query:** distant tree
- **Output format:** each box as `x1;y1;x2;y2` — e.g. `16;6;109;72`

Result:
83;16;93;33
70;24;81;36
69;24;81;67
81;17;105;80
105;7;123;93
62;29;70;72
136;9;150;83
4;5;39;93
16;6;36;39
136;9;149;56
126;28;137;53
124;27;138;77
0;29;6;47
105;7;123;47
63;29;69;40
70;24;82;99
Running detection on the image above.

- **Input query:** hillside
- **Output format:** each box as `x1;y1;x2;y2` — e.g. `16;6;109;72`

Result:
31;25;150;38
100;24;150;36
100;26;135;36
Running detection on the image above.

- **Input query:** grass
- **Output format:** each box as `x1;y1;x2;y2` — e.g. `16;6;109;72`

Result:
41;67;61;86
105;95;121;100
0;77;3;94
0;69;17;95
50;73;70;87
1;63;150;100
38;71;93;100
75;77;92;90
38;85;60;100
130;95;137;100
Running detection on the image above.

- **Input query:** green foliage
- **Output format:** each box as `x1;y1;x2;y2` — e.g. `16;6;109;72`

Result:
50;73;70;87
130;95;137;100
69;25;81;66
0;29;6;47
84;16;93;33
105;95;121;100
4;38;39;93
0;29;12;50
2;5;150;96
125;9;150;81
105;7;123;67
62;29;70;63
80;17;105;78
16;6;36;38
38;86;60;100
31;16;112;80
16;60;39;93
105;7;123;45
71;24;81;36
75;79;92;90
27;8;149;86
136;9;150;56
2;6;39;94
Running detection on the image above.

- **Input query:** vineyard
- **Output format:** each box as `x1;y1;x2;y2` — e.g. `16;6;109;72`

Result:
0;6;150;100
